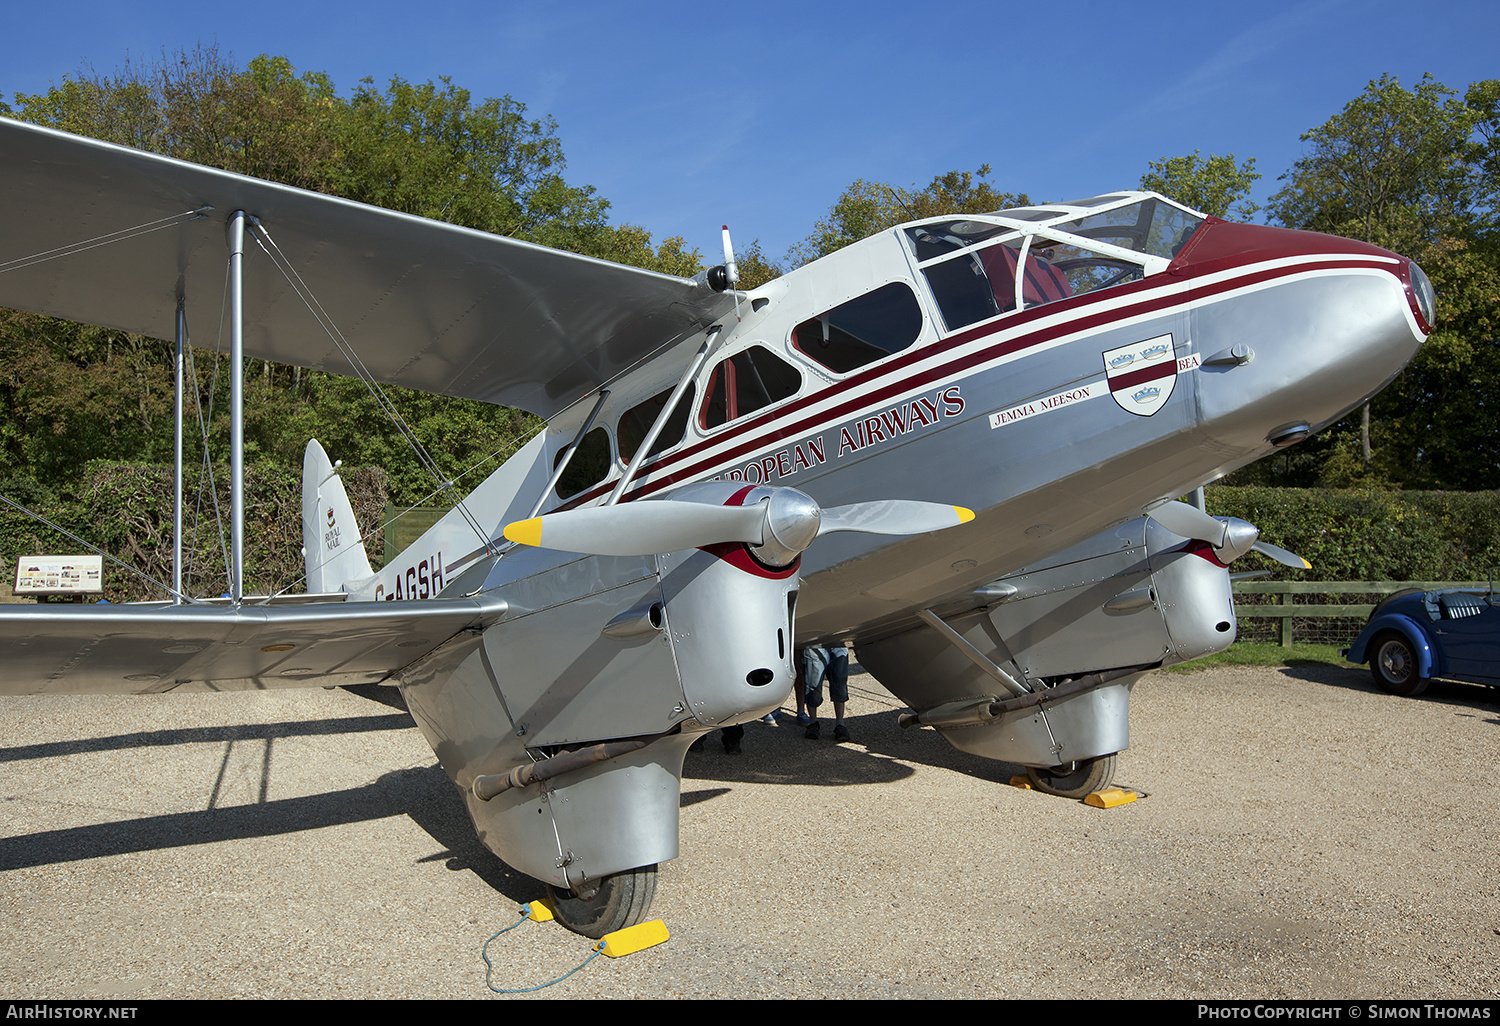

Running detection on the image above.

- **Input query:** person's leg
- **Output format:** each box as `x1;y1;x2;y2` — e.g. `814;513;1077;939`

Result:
721;723;745;754
828;649;851;742
801;647;828;740
794;661;810;724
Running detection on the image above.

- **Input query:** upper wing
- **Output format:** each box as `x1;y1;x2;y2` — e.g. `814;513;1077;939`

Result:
0;117;736;418
0;595;508;695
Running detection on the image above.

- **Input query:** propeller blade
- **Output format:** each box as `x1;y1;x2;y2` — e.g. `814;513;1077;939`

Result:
818;501;974;537
1147;501;1228;546
1252;540;1311;570
721;225;738;286
504;501;766;556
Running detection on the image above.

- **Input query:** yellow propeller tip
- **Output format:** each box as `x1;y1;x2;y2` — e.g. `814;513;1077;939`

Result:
503;518;543;547
954;506;975;524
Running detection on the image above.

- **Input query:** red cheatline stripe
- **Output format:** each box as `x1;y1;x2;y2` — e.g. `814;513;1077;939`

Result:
559;255;1397;509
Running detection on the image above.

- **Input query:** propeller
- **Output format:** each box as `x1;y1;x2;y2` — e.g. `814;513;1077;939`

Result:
1147;501;1310;569
503;487;973;565
504;500;766;557
1250;539;1311;570
695;225;741;293
1145;500;1227;546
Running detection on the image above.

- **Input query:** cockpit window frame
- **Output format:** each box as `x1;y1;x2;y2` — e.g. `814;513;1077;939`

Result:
903;195;1194;333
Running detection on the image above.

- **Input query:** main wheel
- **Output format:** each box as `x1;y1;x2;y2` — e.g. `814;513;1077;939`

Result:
1026;753;1117;798
545;864;658;939
1370;632;1429;697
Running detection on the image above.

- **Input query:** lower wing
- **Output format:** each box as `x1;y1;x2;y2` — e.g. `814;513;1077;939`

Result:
0;595;507;695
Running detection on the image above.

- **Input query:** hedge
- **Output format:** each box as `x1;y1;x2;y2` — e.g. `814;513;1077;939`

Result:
5;476;1497;603
1205;487;1500;582
1;461;388;603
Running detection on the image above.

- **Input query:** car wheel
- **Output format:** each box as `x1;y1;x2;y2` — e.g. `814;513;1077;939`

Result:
545;864;658;939
1370;631;1429;697
1025;753;1117;798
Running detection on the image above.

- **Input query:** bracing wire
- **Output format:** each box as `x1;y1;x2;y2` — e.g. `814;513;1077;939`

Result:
266;419;545;601
182;262;235;599
0;208;211;276
246;221;493;551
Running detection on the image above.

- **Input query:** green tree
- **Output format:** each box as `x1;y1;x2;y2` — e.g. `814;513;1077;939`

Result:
1243;74;1500;490
1269;73;1488;254
788;166;1029;265
1139;151;1261;220
4;47;704;508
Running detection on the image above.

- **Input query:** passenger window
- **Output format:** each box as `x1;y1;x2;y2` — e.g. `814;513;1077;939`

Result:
554;427;611;499
700;346;801;430
618;388;693;463
791;283;924;374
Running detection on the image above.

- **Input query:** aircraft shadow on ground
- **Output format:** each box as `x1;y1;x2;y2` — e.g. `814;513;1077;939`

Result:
0;712;415;765
681;707;1026;792
0;755;549;905
0;684;1025;905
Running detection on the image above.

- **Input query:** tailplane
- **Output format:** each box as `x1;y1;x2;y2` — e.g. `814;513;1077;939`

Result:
302;439;374;593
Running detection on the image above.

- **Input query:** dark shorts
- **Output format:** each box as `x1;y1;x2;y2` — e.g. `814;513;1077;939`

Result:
801;646;849;708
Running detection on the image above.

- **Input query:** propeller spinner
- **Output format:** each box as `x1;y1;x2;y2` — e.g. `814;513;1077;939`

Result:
1147;501;1310;569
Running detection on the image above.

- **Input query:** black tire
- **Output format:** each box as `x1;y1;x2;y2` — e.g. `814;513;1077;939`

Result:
545;864;658;939
1026;753;1117;798
1370;631;1429;697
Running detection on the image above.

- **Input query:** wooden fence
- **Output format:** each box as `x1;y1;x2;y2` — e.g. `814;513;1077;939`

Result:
1232;580;1494;647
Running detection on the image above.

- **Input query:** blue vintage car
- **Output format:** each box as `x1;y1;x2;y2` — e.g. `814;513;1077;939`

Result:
1344;588;1500;696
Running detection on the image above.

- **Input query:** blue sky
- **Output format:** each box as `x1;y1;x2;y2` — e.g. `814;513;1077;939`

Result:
7;0;1497;265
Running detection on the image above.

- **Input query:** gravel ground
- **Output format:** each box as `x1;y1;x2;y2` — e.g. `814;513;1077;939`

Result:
2;663;1497;1000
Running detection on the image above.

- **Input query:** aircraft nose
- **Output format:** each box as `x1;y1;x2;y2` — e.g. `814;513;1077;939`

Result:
1177;221;1429;454
1406;258;1437;334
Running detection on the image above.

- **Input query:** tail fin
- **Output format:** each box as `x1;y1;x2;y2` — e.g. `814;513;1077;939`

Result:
302;439;374;594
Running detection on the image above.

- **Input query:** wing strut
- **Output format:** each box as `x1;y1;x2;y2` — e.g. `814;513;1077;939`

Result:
530;389;611;519
605;324;723;506
173;295;186;604
914;608;1029;698
229;211;247;604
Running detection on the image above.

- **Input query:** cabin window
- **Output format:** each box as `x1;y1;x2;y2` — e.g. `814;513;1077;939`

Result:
905;219;1014;261
554;427;611;499
790;282;923;374
618;388;693;463
699;346;801;430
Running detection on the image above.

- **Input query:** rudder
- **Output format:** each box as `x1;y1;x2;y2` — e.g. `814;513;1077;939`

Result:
302;439;374;593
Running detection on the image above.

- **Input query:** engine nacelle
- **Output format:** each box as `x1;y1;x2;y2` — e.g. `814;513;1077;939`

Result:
859;516;1239;767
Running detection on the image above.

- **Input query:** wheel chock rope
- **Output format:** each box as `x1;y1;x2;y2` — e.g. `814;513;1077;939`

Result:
482;901;670;993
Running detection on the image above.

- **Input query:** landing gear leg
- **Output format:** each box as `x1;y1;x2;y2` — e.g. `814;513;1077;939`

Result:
545;864;659;939
1025;753;1117;798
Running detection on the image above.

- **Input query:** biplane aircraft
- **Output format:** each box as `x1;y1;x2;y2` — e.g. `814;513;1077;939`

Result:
0;117;1432;937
